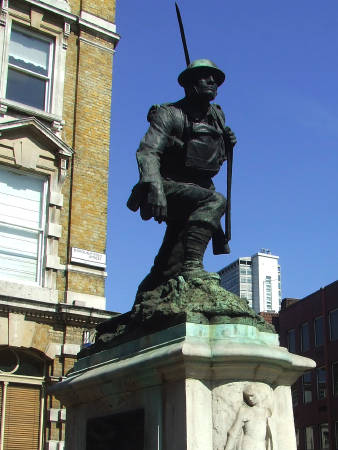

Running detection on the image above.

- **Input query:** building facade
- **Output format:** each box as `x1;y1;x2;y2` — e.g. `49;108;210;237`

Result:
279;281;338;450
218;249;281;313
0;1;119;449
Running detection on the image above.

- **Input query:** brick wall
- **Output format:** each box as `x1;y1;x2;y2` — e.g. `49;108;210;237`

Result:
57;4;116;299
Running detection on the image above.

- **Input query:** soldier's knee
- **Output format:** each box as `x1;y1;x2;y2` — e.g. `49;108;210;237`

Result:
211;192;226;212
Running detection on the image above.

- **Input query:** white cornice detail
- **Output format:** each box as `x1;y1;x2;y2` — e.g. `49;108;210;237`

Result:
19;0;76;21
78;36;116;54
66;264;107;278
0;98;63;124
0;117;73;157
80;11;116;34
79;11;119;46
0;297;117;321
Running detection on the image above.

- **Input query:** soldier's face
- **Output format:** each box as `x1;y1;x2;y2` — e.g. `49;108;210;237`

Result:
193;72;218;101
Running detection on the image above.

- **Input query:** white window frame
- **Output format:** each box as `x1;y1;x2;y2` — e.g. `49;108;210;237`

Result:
0;166;48;286
319;423;329;450
0;12;68;122
305;426;314;450
6;23;55;112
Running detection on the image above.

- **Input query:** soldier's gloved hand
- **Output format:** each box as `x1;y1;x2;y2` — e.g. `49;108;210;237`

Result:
224;126;237;147
147;182;167;223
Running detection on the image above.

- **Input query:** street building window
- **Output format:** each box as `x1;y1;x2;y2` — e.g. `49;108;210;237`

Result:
0;347;45;449
0;347;45;377
265;275;272;310
301;322;310;352
6;25;54;111
329;309;338;341
305;426;314;450
333;361;338;397
302;371;312;403
314;316;324;347
317;367;327;399
287;329;296;353
319;423;329;449
0;166;47;284
291;383;298;407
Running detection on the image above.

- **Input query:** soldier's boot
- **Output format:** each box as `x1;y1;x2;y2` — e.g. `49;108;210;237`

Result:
181;224;220;281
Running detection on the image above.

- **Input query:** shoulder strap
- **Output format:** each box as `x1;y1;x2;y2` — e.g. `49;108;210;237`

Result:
210;104;227;131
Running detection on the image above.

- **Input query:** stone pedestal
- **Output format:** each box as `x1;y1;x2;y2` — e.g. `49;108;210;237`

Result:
51;323;314;450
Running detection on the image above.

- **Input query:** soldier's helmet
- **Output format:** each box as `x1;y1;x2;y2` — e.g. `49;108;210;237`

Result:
178;59;225;87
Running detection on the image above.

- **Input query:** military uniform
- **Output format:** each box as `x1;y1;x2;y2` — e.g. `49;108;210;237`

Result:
128;98;230;292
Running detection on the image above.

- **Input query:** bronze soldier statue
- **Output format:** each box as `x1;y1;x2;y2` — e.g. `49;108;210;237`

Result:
127;59;237;293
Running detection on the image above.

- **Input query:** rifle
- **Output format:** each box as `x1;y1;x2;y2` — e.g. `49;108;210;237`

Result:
175;2;233;255
210;105;233;255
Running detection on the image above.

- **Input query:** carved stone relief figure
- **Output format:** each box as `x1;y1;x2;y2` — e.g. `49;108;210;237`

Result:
224;383;277;450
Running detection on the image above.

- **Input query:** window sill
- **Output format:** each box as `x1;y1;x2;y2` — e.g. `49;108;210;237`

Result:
1;98;64;129
0;279;58;303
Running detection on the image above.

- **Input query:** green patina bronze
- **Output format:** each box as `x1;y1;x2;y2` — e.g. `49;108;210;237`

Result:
87;8;274;353
85;274;274;357
178;59;226;87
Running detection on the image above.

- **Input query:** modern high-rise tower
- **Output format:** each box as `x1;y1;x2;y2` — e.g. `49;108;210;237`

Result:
218;249;281;313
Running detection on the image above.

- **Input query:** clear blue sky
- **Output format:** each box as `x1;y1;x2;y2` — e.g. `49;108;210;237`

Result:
106;0;338;313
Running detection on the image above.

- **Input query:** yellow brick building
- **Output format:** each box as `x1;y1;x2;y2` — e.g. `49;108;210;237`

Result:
0;1;119;448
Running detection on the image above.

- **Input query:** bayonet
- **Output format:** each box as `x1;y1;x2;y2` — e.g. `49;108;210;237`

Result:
175;2;190;66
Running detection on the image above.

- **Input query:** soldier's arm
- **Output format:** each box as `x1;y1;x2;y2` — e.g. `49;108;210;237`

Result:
136;105;174;182
136;106;175;223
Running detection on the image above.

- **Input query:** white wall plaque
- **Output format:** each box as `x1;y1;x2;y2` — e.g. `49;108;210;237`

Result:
71;247;106;269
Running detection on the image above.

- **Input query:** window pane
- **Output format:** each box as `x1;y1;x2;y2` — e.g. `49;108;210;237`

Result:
330;310;338;341
0;168;43;229
6;68;46;110
303;371;312;403
301;322;310;352
291;383;298;407
333;362;338;397
0;348;18;372
319;423;329;449
0;225;39;282
305;426;314;450
0;168;45;283
314;316;324;347
15;351;44;377
288;329;296;353
9;27;50;76
317;367;327;399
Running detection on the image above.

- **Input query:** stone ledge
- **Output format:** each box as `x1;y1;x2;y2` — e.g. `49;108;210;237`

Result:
66;291;106;310
0;280;58;303
51;322;315;409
